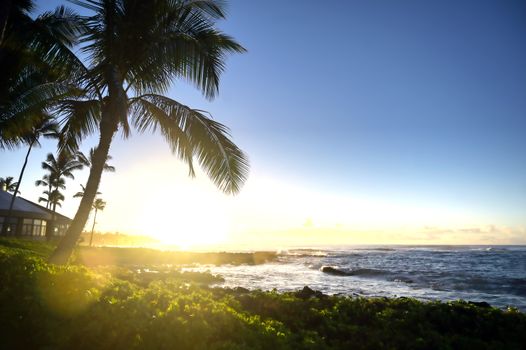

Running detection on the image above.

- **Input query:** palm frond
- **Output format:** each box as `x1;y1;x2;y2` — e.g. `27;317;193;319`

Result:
130;94;248;194
55;98;101;153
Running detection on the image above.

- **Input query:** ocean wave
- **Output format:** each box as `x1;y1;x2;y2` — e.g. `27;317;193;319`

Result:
279;249;328;257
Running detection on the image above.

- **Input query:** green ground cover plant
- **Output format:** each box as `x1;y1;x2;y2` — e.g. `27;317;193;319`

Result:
1;239;525;349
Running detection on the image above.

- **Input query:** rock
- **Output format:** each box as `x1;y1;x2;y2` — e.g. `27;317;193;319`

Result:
295;286;326;299
468;301;491;308
320;266;351;276
232;287;250;294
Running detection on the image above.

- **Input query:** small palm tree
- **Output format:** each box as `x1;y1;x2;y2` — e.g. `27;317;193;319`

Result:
36;175;66;209
73;184;100;199
38;189;65;211
77;148;115;172
89;198;106;247
0;176;19;193
40;151;83;213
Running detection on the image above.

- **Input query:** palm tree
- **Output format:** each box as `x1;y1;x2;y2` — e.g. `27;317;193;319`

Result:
40;151;83;213
49;0;249;264
0;176;19;193
89;198;106;247
7;117;58;194
77;148;115;172
36;174;66;209
0;117;59;235
38;188;65;211
73;184;100;199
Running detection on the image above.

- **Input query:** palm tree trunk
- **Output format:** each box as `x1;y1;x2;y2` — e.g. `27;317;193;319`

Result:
48;195;57;241
89;208;98;247
47;184;52;209
49;76;125;264
0;0;12;46
2;140;34;235
49;119;118;263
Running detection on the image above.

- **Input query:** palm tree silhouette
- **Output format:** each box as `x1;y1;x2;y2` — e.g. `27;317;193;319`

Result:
0;118;59;235
89;198;106;247
0;176;19;194
73;184;101;199
77;148;115;173
38;189;65;211
35;151;82;239
48;0;249;264
36;175;66;209
40;151;83;213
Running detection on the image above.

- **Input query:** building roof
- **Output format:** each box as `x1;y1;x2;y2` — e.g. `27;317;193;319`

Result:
0;190;72;223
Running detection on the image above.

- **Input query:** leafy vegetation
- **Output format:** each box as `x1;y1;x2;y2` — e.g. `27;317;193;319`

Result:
0;239;525;349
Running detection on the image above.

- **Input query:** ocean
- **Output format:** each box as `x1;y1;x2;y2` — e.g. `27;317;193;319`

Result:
185;245;526;310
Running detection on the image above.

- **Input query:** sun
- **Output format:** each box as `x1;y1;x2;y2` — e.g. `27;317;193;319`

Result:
136;193;229;250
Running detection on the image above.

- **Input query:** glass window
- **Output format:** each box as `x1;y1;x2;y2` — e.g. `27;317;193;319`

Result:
22;222;32;236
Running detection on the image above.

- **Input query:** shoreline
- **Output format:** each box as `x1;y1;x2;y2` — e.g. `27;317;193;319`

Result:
2;238;524;310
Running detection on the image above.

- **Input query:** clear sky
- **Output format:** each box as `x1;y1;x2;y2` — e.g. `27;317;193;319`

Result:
1;0;525;248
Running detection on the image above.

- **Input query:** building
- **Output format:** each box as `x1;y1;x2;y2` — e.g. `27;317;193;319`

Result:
0;187;72;239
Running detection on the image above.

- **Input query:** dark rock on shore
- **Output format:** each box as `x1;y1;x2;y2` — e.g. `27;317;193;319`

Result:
320;266;352;276
295;286;326;299
232;286;250;294
468;301;491;308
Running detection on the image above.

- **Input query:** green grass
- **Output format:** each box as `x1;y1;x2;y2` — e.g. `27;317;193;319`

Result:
0;237;58;257
1;239;525;349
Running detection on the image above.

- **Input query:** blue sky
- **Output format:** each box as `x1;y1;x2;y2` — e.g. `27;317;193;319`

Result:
1;0;525;245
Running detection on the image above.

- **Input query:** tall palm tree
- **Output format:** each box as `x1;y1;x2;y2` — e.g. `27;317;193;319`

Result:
0;117;59;235
77;147;115;172
89;197;106;247
49;0;249;264
0;176;19;193
6;117;58;194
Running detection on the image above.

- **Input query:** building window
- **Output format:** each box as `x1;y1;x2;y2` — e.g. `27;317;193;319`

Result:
54;223;69;236
22;218;33;236
21;218;47;237
40;221;47;236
